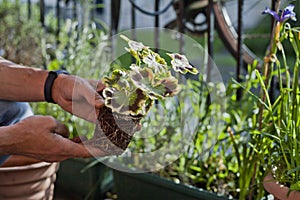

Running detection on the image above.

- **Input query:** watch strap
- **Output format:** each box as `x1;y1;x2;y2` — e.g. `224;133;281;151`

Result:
44;70;70;103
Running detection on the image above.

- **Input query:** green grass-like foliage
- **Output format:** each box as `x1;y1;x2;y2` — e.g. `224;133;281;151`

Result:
259;3;300;194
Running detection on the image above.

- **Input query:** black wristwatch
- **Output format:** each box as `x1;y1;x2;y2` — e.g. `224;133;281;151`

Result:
44;70;70;103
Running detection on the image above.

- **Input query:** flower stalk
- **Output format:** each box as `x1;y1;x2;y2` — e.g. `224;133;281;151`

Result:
259;3;297;130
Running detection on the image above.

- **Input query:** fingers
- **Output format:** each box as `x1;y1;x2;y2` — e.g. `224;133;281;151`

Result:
135;123;142;132
80;79;105;109
55;77;105;122
47;118;106;158
78;79;104;122
96;80;106;93
87;79;98;88
94;92;105;109
94;81;105;109
78;145;107;158
10;115;106;162
87;79;106;92
71;135;88;143
59;139;106;159
43;116;70;138
53;120;70;138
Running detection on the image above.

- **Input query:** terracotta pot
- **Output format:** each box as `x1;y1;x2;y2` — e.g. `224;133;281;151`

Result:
263;172;300;200
0;157;59;200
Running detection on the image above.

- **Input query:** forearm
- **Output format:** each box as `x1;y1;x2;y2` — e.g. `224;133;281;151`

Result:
0;58;48;102
0;126;14;155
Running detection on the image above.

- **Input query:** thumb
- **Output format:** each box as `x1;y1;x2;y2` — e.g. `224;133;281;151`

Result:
94;92;105;109
52;120;70;138
81;79;105;109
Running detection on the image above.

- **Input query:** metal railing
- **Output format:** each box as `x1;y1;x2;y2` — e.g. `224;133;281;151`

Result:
10;0;282;81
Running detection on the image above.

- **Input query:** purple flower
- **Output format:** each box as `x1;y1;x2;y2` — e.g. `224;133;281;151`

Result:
262;4;297;22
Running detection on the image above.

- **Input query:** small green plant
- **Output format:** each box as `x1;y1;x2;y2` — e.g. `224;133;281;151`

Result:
102;35;198;116
89;35;199;155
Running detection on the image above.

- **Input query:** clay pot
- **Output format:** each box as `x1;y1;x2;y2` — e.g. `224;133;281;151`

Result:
0;156;59;200
263;172;300;200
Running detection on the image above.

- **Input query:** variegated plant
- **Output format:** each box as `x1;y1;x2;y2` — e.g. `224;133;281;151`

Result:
101;35;199;117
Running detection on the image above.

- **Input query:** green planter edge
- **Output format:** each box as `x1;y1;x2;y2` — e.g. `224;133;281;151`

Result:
113;169;229;200
55;158;113;199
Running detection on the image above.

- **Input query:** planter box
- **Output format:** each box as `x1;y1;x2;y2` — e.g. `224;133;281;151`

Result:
55;158;113;199
113;170;229;200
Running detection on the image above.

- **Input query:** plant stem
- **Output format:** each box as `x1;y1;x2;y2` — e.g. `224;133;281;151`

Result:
290;30;300;178
258;0;281;131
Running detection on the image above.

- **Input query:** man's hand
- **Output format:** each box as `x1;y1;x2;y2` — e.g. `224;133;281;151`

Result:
52;75;106;123
0;116;106;162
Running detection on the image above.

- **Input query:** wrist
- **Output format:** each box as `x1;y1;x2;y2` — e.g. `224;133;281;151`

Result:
44;70;70;103
51;73;72;105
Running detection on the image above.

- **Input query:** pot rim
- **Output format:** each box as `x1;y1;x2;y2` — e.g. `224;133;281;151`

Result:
263;171;300;200
0;161;56;172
